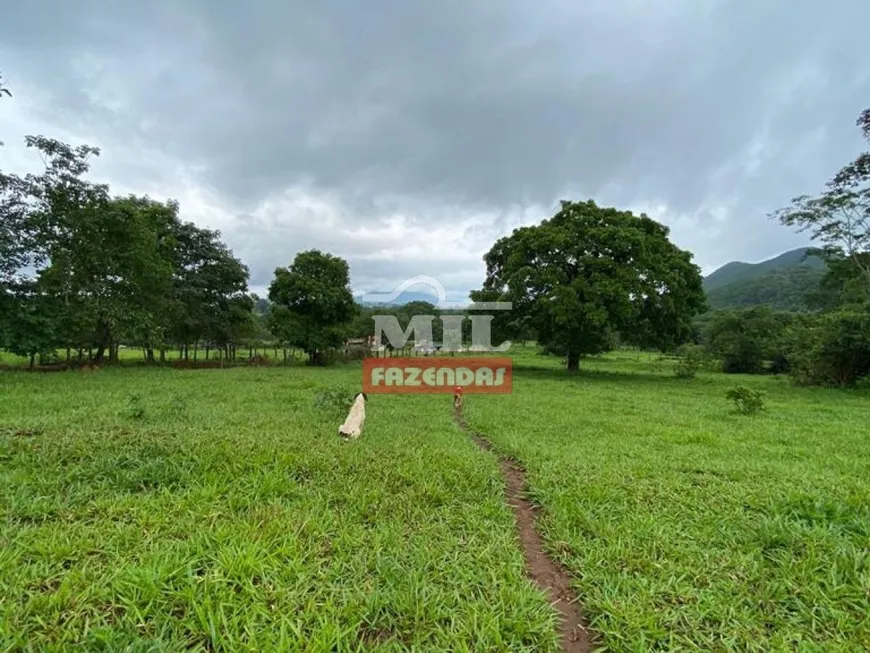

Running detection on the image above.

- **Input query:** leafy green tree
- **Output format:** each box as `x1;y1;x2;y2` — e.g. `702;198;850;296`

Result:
474;200;705;370
13;137;115;360
35;187;180;363
773;107;870;302
2;283;58;369
166;220;251;360
702;307;793;374
348;303;378;340
268;250;356;364
1;137;105;359
1;134;252;366
786;307;870;386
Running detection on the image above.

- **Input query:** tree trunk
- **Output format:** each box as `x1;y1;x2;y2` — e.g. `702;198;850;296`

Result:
159;347;166;363
92;323;111;364
193;341;198;362
205;345;210;360
567;352;580;372
29;354;35;371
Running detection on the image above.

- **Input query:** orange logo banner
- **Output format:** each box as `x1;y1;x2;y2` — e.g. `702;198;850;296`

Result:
363;357;513;394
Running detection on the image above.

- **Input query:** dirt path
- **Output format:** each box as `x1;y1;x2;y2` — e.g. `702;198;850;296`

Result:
455;406;593;653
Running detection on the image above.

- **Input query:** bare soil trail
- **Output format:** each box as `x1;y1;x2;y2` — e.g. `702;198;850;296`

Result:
454;405;594;653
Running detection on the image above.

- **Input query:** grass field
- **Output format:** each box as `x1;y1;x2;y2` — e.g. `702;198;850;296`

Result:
1;348;868;650
467;350;870;650
0;365;558;651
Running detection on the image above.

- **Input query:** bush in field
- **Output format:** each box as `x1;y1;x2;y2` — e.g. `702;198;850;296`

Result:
725;386;765;415
121;393;146;420
673;343;707;378
702;307;793;374
314;388;354;413
787;307;870;386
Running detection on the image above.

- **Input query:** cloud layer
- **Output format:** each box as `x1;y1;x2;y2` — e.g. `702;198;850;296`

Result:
2;1;868;298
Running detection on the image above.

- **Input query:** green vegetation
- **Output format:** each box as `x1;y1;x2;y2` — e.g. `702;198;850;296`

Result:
724;385;766;415
2;73;869;651
2;349;868;650
672;343;707;379
698;102;870;387
1;139;253;366
465;349;870;650
705;264;825;311
0;364;559;651
0;351;867;647
268;250;357;365
473;200;706;370
704;247;824;290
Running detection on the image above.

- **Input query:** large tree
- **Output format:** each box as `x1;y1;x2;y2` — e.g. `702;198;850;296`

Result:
473;200;705;370
268;250;356;364
772;107;870;302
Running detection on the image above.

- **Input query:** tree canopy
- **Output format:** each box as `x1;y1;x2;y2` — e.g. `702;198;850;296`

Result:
772;107;870;303
268;250;357;364
473;200;706;369
1;135;253;365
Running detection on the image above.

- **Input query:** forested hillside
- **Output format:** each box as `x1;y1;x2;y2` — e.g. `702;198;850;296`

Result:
703;247;826;310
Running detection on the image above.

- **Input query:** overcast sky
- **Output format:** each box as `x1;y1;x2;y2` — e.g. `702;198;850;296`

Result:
2;1;868;301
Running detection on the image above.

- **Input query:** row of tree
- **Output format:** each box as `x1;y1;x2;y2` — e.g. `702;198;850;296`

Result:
256;200;710;372
1;137;255;367
3;68;867;382
688;303;870;387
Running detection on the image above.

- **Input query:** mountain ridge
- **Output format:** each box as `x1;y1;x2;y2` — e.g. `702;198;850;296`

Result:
703;247;827;311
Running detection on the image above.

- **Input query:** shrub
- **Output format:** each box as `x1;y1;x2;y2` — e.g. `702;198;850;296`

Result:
725;386;765;415
121;393;146;420
314;388;354;413
787;308;870;387
673;344;706;379
703;307;793;374
169;396;188;416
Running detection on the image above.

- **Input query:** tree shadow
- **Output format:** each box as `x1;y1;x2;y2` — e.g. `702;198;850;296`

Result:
511;362;713;388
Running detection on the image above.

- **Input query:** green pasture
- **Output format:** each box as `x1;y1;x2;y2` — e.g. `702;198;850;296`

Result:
1;347;868;650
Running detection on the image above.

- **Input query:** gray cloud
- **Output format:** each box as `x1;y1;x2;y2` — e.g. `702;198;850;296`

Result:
2;0;868;295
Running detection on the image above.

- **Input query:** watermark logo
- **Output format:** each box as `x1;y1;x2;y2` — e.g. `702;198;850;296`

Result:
363;357;513;394
360;277;514;394
361;276;513;354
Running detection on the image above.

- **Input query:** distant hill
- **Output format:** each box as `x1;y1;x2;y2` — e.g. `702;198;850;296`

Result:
356;290;441;307
703;247;827;311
